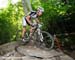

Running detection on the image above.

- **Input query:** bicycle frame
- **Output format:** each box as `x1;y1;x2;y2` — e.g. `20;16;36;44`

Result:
31;24;43;42
16;23;54;50
23;23;42;41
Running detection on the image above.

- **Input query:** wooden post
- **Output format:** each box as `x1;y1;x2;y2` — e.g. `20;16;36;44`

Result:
54;34;63;50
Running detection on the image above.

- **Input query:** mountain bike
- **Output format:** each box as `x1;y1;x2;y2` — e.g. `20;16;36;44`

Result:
15;23;54;53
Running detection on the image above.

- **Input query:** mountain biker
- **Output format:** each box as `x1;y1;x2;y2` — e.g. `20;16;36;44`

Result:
21;7;44;42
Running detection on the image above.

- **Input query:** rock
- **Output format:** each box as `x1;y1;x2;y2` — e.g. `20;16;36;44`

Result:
0;42;74;60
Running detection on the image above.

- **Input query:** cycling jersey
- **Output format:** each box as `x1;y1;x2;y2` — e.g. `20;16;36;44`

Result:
29;11;38;19
22;11;38;26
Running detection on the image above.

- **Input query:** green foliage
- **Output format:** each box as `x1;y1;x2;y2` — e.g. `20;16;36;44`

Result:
34;0;75;34
0;1;24;45
31;0;41;9
0;0;75;47
31;0;75;48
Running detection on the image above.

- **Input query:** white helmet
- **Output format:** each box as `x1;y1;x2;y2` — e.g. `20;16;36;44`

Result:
37;6;44;12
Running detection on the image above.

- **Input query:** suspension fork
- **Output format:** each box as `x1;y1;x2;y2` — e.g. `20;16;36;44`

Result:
37;28;44;42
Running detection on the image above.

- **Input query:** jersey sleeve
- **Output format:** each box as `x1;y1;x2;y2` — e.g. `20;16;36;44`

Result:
29;11;36;15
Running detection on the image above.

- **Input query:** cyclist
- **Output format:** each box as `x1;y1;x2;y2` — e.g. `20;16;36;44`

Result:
21;7;44;42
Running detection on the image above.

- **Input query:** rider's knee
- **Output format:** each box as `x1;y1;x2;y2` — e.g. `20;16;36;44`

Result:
23;26;26;32
30;28;33;33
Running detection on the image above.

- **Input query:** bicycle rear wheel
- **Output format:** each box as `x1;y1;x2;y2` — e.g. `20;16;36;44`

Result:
37;31;54;50
16;30;22;43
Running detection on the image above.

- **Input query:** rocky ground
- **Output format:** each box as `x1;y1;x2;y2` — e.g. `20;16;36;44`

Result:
0;41;75;60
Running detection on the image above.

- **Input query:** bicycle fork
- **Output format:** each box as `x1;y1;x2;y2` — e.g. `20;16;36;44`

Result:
37;29;43;42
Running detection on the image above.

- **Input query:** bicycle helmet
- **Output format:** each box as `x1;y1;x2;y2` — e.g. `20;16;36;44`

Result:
37;6;44;13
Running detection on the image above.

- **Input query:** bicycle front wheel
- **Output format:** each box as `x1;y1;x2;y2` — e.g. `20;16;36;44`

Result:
38;31;54;50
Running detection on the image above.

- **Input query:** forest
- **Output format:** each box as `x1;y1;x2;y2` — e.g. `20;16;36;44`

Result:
0;0;75;50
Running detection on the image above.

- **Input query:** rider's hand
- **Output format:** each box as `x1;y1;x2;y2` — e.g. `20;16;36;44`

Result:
31;24;35;27
38;24;42;28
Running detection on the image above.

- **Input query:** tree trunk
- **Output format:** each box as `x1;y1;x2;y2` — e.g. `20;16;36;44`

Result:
22;0;32;15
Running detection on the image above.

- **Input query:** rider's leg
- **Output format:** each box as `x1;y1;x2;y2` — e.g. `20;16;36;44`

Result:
22;26;26;39
22;17;27;41
29;26;35;46
29;26;34;38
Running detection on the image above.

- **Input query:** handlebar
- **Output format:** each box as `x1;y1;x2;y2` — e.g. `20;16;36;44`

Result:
32;23;42;30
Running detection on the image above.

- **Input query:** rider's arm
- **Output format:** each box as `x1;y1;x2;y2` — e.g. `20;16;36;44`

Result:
36;18;40;24
26;15;32;25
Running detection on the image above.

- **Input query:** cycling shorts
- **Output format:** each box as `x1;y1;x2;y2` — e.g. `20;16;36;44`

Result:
22;17;30;26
